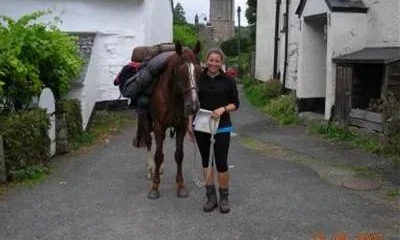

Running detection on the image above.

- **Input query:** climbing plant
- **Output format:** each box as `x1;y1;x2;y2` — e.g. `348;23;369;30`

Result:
0;10;83;113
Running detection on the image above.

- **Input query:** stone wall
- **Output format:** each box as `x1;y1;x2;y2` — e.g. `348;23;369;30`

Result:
68;32;96;85
56;114;69;155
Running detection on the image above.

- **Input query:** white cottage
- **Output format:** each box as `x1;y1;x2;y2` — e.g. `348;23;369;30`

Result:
0;0;173;129
255;0;400;120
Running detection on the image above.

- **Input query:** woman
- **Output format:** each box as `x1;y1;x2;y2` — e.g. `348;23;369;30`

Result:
193;48;240;213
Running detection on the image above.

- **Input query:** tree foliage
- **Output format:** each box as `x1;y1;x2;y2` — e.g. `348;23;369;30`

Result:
245;0;257;45
245;0;257;25
220;36;251;57
173;24;197;48
173;2;187;25
0;11;83;113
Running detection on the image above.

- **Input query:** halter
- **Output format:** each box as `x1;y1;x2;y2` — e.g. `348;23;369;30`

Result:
171;55;199;95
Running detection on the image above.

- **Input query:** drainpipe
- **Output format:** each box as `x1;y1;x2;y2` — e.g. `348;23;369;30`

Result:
281;0;290;93
273;0;281;79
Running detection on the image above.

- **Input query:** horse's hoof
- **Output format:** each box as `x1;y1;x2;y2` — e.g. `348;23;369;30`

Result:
176;188;189;198
148;189;160;199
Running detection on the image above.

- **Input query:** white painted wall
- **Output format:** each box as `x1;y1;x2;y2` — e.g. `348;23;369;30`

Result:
325;13;368;119
255;0;398;120
301;0;329;17
68;34;103;130
255;0;275;81
363;0;400;47
1;0;173;129
297;20;327;98
279;0;300;90
144;0;173;46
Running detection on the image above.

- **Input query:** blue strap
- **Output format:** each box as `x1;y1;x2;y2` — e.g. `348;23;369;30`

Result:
216;126;233;134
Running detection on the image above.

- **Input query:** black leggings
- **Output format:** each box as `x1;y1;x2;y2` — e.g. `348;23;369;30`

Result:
194;131;230;173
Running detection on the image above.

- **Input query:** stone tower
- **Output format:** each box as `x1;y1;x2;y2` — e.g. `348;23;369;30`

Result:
210;0;235;41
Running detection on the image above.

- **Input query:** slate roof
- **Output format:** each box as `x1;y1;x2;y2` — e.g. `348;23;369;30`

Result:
332;47;400;64
296;0;368;17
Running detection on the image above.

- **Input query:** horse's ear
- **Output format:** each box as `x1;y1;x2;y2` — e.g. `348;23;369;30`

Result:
193;40;201;55
175;41;183;56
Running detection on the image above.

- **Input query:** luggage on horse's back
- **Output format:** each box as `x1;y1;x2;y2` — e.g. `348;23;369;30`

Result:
131;43;175;62
117;50;176;101
113;62;141;87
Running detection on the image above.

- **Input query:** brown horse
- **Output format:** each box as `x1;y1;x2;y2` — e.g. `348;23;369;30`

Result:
147;41;202;199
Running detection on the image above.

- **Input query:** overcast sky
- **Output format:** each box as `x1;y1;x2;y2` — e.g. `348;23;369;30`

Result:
176;0;249;26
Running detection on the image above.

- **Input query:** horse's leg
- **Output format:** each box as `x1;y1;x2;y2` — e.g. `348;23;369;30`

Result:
175;126;189;198
148;123;165;199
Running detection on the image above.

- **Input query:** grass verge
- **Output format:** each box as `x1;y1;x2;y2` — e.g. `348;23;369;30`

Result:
70;110;135;153
307;121;383;155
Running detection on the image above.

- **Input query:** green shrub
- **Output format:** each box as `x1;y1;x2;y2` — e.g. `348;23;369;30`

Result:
244;79;282;107
56;99;82;141
264;93;299;125
226;53;250;75
0;11;83;113
0;108;50;180
382;90;400;156
242;76;255;89
308;122;357;142
9;165;50;182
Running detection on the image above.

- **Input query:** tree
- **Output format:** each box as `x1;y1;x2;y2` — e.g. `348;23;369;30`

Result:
245;0;257;46
221;36;251;57
245;0;257;25
173;24;197;48
173;2;187;25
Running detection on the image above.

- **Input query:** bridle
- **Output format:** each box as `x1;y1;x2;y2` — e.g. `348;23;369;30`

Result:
172;55;199;95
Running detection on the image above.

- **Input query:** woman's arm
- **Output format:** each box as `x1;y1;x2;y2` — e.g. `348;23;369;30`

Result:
212;79;240;118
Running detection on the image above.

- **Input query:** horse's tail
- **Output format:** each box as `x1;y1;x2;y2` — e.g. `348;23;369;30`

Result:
133;108;152;151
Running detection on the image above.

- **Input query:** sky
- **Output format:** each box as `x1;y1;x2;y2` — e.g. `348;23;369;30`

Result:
176;0;249;26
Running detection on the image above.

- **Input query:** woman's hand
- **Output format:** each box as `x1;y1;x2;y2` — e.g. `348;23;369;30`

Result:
212;107;226;118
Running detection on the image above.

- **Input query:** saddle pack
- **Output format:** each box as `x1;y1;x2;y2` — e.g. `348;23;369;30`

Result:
113;43;176;106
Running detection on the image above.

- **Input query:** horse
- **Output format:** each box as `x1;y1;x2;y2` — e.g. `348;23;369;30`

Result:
146;41;202;199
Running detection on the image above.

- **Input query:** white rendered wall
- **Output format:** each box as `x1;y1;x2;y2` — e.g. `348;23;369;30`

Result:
363;0;400;47
278;0;301;90
297;20;327;99
301;0;329;17
255;0;275;81
325;13;368;119
0;0;172;103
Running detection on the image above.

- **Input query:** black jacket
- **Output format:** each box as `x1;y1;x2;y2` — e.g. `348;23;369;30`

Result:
198;69;240;128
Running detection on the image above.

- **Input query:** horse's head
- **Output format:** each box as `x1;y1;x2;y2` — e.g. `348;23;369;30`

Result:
171;40;202;116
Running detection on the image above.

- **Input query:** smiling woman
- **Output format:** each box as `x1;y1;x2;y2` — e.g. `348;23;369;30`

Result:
193;47;240;214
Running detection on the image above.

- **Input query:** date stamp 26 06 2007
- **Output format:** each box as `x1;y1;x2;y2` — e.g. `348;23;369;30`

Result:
312;233;384;240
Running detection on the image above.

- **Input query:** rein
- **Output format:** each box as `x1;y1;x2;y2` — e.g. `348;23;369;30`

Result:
192;116;219;187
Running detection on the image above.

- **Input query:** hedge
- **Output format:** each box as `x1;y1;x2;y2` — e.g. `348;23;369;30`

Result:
0;108;50;180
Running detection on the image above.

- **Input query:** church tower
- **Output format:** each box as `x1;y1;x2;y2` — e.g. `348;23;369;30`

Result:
210;0;235;41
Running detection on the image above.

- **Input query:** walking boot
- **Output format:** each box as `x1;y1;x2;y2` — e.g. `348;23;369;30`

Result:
203;185;218;212
219;188;230;214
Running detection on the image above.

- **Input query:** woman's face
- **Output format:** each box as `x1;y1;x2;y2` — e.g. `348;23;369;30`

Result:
206;53;223;74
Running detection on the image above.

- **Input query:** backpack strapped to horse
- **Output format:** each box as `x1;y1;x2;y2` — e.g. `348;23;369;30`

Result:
131;43;175;62
113;43;180;151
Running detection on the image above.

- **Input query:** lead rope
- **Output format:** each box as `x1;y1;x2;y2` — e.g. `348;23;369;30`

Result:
192;116;219;187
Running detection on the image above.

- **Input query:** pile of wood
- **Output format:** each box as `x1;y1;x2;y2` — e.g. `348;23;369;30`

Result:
367;98;384;113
